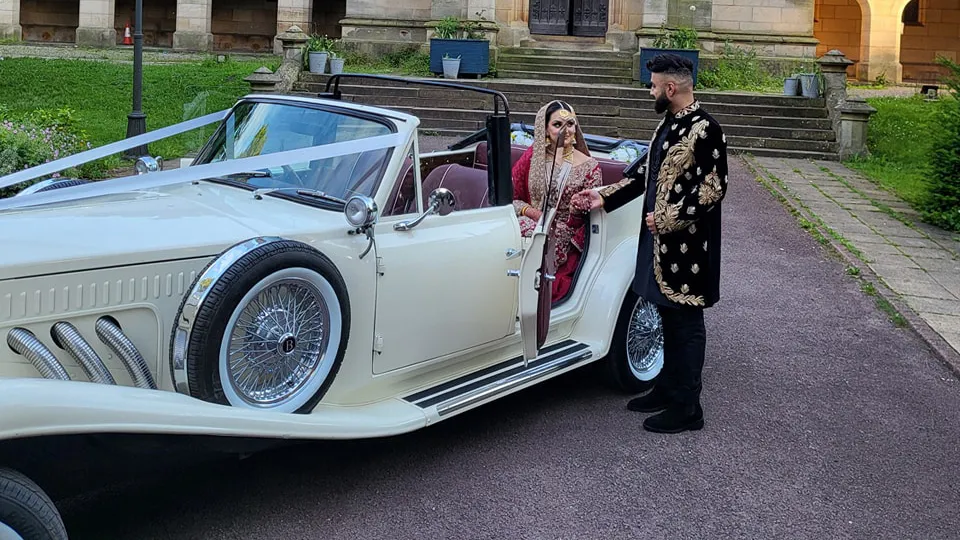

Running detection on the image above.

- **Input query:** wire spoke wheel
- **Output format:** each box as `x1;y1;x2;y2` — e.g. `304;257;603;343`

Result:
626;297;663;380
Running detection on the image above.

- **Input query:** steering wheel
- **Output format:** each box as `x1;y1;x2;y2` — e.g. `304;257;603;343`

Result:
281;164;309;187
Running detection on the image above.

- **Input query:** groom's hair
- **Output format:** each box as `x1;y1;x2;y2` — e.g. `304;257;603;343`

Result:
647;53;694;88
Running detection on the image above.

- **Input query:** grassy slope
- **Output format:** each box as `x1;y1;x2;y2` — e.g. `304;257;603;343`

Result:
0;57;272;160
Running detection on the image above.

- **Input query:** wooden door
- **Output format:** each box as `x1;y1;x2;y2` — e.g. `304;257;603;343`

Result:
529;0;570;35
571;0;608;37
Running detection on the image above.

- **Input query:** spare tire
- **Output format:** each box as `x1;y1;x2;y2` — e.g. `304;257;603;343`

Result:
171;237;351;414
0;468;67;540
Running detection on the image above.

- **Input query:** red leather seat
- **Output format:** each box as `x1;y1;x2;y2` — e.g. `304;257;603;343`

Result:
473;142;528;170
411;163;490;214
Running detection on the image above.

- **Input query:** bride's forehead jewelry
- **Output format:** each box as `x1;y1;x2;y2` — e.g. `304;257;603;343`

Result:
556;109;576;120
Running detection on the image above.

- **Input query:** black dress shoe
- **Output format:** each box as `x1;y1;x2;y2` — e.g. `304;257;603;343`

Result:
642;405;704;433
626;390;671;413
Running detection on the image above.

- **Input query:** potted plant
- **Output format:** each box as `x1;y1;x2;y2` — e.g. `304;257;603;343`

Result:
442;53;461;79
428;13;490;77
638;25;700;87
328;39;345;75
304;34;332;74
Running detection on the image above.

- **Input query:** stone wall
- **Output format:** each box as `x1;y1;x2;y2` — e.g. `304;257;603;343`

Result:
20;0;78;43
814;0;862;77
900;0;960;81
211;0;278;51
711;0;815;35
113;0;176;47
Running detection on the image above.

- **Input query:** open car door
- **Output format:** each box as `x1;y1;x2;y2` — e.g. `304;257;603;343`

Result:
517;135;572;364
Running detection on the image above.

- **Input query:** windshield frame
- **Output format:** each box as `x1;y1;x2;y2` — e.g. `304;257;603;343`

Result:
192;96;401;210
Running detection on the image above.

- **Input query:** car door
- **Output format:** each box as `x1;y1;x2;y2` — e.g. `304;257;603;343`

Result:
515;161;572;363
371;190;522;375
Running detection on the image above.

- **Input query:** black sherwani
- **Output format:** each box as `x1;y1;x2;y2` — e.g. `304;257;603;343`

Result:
597;100;729;409
598;100;729;309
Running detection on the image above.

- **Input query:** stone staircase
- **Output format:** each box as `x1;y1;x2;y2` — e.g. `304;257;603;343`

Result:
293;74;840;160
496;46;635;86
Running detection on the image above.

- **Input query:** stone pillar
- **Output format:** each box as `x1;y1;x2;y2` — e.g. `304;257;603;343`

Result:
245;66;281;94
641;0;667;29
174;0;214;51
0;0;21;41
274;25;308;93
606;0;639;52
76;0;116;47
838;96;877;159
818;49;855;135
497;0;530;47
275;0;311;55
857;0;905;83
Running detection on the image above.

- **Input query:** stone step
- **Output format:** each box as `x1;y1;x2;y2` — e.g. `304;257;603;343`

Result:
409;126;840;161
301;86;830;120
394;106;834;141
497;61;630;78
500;46;633;60
497;54;634;69
496;69;635;86
298;74;827;108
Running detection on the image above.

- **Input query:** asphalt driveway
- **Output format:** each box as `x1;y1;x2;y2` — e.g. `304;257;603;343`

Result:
58;155;960;540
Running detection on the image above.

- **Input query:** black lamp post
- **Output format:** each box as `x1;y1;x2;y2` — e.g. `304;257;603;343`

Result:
123;0;147;159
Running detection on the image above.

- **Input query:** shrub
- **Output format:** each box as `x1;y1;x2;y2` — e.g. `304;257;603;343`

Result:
0;107;95;198
921;56;960;232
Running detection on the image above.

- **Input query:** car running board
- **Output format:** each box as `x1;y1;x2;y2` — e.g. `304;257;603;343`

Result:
402;339;593;418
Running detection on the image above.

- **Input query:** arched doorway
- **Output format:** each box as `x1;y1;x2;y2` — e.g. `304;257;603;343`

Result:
19;0;79;43
211;0;278;52
312;0;345;38
899;0;960;82
114;0;176;47
813;0;863;78
529;0;609;37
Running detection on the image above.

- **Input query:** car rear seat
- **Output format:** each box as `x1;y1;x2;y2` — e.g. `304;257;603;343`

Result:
408;163;490;214
473;141;630;187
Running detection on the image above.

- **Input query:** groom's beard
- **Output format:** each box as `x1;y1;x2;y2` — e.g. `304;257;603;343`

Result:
654;93;671;114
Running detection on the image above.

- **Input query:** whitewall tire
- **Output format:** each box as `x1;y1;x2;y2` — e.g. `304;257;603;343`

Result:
601;290;663;393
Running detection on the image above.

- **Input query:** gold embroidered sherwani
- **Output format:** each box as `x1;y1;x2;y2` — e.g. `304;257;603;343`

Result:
598;101;729;308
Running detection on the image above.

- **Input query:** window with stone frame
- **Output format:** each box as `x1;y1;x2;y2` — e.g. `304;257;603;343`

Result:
902;0;922;26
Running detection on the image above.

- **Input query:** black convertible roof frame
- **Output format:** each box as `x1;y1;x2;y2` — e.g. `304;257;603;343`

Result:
321;73;514;207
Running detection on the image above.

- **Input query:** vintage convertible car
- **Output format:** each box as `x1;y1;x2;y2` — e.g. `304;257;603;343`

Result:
0;75;662;539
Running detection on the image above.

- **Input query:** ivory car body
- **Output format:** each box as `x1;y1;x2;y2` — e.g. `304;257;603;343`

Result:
0;77;664;539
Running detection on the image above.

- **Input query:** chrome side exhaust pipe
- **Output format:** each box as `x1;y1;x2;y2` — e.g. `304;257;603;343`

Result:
6;328;71;381
51;321;116;385
95;316;157;390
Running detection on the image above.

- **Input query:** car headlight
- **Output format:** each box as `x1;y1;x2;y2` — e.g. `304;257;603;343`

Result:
135;156;163;175
344;195;378;228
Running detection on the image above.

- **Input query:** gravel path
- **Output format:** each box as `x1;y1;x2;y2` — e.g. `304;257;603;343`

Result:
56;156;960;540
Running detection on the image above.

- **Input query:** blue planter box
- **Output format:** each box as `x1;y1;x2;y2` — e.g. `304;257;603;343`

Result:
430;38;490;76
637;48;700;87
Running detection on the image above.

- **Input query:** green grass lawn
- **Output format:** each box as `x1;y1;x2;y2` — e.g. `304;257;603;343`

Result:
844;94;951;208
0;56;276;163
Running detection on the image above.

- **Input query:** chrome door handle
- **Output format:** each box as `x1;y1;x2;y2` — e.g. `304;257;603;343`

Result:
506;269;520;277
505;248;523;260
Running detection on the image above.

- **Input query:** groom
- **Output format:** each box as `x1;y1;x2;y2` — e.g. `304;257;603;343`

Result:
578;53;729;434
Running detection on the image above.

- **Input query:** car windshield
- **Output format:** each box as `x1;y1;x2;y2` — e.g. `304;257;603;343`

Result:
194;100;396;202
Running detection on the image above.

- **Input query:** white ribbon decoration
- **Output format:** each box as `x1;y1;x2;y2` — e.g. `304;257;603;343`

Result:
0;110;407;212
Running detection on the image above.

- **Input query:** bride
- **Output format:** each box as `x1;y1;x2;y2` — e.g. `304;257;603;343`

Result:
511;100;603;301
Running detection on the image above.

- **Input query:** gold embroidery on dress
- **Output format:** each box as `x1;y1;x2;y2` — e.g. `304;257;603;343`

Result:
699;169;724;206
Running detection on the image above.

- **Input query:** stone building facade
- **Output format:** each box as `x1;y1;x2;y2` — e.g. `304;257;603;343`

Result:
0;0;956;82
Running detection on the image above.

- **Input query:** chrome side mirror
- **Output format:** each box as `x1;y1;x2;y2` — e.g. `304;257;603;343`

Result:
430;187;456;216
394;187;457;231
135;155;163;175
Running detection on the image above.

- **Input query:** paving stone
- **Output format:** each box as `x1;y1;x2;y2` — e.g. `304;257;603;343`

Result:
941;331;960;355
902;295;960;316
929;271;960;299
856;212;911;231
870;265;953;298
841;203;884;214
918;313;960;339
883;235;944;248
899;245;957;261
843;232;893;245
857;242;907;262
831;221;880;237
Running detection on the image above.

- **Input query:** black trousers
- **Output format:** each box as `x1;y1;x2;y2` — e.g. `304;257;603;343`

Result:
655;303;706;411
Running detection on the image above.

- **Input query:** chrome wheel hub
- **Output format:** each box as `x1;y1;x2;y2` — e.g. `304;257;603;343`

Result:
225;278;330;406
626;297;664;379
